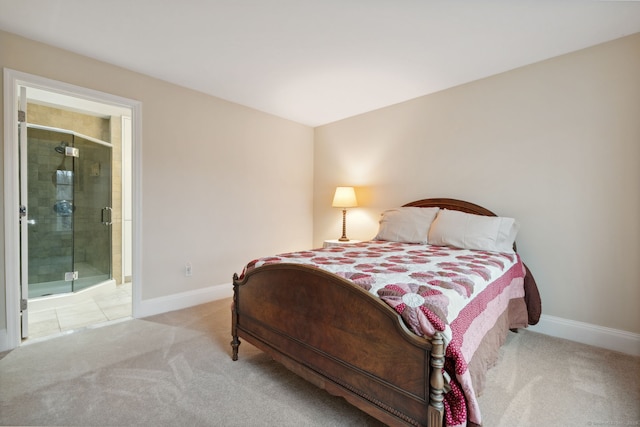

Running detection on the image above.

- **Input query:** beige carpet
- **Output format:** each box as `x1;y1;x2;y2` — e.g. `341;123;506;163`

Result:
476;329;639;427
1;298;638;426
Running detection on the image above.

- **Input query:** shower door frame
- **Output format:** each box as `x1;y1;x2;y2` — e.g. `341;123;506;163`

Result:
3;68;142;350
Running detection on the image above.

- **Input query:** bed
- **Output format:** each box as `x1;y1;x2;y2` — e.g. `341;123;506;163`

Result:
231;198;541;427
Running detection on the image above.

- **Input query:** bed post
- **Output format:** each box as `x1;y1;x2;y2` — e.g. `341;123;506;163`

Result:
427;332;445;427
231;273;241;361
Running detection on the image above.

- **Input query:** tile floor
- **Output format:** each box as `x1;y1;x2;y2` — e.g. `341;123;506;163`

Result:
26;282;132;342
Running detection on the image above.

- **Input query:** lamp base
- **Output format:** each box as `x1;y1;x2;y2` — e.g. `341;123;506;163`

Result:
338;209;350;242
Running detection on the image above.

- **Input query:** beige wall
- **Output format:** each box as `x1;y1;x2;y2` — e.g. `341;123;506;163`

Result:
0;31;314;332
314;33;640;334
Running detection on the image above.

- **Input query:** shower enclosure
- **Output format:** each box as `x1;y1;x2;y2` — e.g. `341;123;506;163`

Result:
25;125;112;298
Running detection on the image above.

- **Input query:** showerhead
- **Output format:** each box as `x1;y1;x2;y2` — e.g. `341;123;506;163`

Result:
55;141;67;154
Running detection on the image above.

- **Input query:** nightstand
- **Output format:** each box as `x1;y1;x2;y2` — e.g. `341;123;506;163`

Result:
323;239;361;248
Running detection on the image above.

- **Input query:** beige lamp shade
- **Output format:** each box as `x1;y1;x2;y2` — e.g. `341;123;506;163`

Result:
332;187;358;208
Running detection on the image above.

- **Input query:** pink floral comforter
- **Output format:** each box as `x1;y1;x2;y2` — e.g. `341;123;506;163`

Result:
248;240;526;427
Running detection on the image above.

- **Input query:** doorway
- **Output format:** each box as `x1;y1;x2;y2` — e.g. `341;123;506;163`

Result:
3;69;141;349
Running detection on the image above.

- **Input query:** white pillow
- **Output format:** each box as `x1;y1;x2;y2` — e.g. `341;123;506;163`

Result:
427;209;519;253
374;207;440;244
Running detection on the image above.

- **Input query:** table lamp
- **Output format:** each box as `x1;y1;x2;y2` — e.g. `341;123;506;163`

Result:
332;186;358;241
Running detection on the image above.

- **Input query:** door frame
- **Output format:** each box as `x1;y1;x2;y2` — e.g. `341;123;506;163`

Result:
2;68;143;350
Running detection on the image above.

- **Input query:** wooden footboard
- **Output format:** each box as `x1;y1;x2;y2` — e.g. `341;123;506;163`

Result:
231;263;445;427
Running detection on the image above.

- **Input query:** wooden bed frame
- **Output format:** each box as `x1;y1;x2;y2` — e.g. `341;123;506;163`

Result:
231;198;512;427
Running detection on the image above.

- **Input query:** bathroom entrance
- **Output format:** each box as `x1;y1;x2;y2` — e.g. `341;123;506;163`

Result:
24;125;113;298
3;69;140;350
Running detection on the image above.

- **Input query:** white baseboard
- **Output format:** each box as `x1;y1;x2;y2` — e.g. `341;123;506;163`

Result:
0;329;9;353
134;283;233;319
528;314;640;357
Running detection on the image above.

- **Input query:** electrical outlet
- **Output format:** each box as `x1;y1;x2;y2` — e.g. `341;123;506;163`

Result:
185;262;192;277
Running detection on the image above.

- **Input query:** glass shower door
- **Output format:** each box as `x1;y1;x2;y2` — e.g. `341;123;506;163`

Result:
72;135;112;292
26;127;75;298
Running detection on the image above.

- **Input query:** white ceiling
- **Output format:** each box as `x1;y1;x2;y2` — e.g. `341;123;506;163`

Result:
1;1;639;127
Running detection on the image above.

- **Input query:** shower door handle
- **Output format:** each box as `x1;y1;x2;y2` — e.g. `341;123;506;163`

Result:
102;207;112;226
